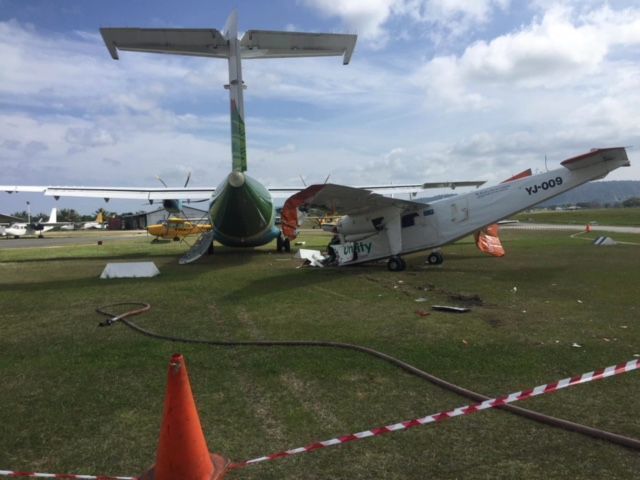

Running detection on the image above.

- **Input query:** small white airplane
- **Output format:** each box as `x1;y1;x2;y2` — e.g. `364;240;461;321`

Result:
4;208;61;238
81;210;107;230
281;147;631;270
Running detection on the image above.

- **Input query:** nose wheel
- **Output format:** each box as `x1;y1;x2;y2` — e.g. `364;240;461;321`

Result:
387;255;406;272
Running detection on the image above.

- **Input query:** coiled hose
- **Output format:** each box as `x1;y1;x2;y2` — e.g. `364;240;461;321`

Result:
96;302;640;451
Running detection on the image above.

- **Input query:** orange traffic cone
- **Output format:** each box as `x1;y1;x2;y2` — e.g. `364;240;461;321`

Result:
585;224;592;233
140;354;228;480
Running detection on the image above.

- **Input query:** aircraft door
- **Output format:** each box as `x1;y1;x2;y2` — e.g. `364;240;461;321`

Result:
450;198;469;223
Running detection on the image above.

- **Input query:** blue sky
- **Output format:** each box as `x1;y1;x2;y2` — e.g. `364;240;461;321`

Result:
1;0;639;214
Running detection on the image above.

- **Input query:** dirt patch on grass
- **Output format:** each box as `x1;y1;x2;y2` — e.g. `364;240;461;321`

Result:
279;372;340;426
236;305;262;339
448;293;484;306
235;374;288;443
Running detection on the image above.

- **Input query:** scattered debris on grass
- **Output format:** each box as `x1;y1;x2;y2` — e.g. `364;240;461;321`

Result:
448;293;483;306
571;343;582;348
414;297;428;303
295;249;326;268
415;310;431;317
432;305;471;313
512;286;518;293
593;236;617;246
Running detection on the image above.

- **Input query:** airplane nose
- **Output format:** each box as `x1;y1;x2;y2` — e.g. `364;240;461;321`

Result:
228;171;245;188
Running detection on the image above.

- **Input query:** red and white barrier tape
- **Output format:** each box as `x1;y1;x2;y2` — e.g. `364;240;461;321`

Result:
229;358;639;469
2;359;637;477
0;471;134;479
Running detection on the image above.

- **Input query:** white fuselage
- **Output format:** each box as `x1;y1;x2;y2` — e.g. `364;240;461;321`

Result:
82;222;106;230
331;157;625;265
4;223;54;238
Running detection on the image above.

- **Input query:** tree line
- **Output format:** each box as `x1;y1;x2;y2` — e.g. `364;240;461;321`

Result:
9;208;144;222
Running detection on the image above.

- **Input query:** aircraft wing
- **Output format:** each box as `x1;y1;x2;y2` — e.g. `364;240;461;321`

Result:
0;186;215;201
3;180;485;202
266;181;485;199
2;186;48;193
287;184;424;215
280;183;429;239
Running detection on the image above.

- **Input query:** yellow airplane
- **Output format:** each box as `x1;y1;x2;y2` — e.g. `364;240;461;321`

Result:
147;217;212;241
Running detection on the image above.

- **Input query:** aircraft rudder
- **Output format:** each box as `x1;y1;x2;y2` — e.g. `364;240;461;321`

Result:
48;207;57;224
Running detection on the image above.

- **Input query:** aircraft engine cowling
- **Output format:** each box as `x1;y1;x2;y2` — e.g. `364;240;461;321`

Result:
333;214;385;237
162;199;183;214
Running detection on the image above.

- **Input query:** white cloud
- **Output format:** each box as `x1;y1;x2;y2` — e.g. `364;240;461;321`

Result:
1;3;639;214
413;4;640;109
397;0;510;38
303;0;395;47
303;0;509;47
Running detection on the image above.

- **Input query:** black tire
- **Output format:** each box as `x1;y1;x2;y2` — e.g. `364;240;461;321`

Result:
387;255;406;272
427;252;444;265
207;242;215;255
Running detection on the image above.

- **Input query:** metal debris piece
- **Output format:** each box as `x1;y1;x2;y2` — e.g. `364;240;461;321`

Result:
432;305;470;313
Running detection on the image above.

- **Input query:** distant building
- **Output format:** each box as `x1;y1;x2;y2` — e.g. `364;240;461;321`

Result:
0;213;24;224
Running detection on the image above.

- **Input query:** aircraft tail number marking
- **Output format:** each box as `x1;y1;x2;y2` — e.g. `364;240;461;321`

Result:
525;176;563;196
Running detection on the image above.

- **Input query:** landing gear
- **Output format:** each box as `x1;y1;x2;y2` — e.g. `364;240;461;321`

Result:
387;255;406;272
426;251;444;265
207;242;215;255
276;234;291;253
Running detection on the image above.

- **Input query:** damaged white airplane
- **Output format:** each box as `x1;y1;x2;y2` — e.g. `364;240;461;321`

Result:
281;147;630;271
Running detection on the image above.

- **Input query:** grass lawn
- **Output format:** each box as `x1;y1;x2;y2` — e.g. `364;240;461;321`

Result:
1;228;639;479
514;207;640;226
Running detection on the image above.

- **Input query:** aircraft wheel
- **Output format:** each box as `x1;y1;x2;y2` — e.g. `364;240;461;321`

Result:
387;255;406;272
284;238;291;253
276;234;283;252
173;236;180;242
427;252;444;265
207;242;215;255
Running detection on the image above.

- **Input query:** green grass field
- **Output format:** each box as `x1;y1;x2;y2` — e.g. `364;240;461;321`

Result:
1;226;639;479
514;207;640;226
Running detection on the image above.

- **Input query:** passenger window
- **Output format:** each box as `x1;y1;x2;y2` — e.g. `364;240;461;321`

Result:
401;213;418;228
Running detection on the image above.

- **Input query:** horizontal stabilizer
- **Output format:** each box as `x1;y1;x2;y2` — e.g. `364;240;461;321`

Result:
561;147;629;171
100;28;357;64
100;28;229;60
240;30;357;64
